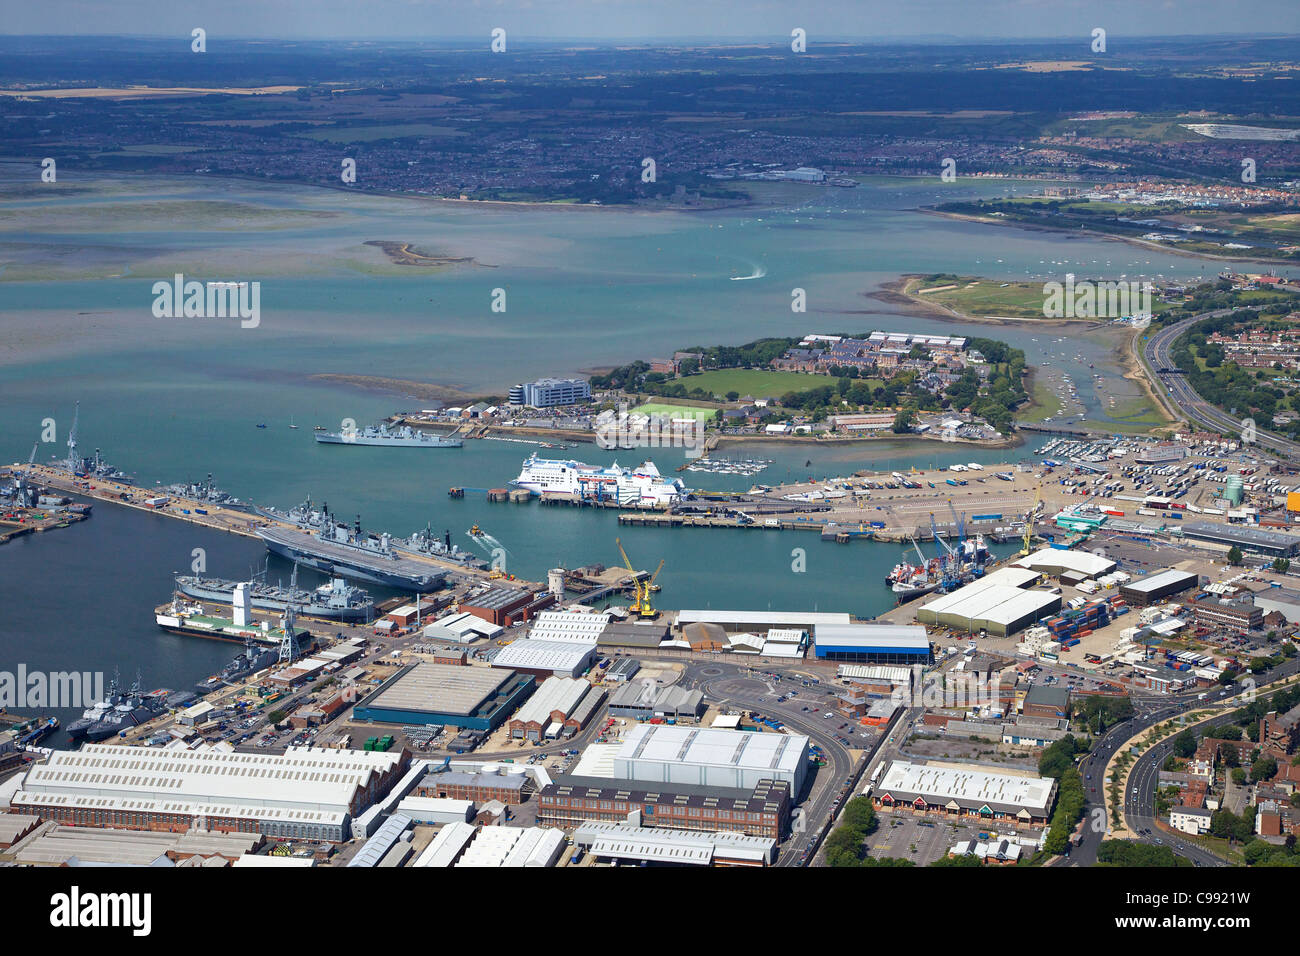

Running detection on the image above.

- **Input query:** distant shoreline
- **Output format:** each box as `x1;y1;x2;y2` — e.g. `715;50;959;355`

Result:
920;207;1293;266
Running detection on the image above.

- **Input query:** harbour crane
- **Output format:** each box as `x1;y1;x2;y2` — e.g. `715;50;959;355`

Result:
615;537;664;619
65;400;81;475
945;499;966;550
929;512;957;565
12;444;38;507
1019;484;1042;557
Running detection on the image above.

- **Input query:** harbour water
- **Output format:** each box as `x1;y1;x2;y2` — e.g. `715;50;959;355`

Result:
0;171;1239;727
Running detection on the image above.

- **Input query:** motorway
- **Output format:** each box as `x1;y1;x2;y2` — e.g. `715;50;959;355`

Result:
1143;309;1300;462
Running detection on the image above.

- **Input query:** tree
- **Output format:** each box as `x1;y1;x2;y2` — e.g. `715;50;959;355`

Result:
840;797;878;834
1228;546;1243;566
1252;756;1278;783
892;408;916;434
1097;840;1191;867
1172;729;1197;759
1273;558;1291;574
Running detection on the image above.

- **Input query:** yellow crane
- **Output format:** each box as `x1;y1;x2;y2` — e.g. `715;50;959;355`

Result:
616;537;664;619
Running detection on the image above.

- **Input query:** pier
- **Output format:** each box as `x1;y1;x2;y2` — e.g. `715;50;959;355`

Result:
13;463;540;588
0;506;90;545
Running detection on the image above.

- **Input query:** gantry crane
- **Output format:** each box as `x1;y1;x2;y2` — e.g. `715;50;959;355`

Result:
616;537;664;619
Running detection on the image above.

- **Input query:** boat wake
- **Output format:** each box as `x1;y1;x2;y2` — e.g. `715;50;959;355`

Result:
468;530;507;554
730;263;767;281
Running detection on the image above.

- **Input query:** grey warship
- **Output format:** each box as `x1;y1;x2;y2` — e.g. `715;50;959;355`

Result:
314;421;461;448
256;504;446;592
175;563;374;622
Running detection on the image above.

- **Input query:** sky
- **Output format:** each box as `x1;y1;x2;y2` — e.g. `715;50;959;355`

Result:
2;0;1297;40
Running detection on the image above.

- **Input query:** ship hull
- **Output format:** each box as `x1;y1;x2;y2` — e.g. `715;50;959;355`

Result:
176;580;372;622
893;583;940;603
258;530;442;592
314;434;461;447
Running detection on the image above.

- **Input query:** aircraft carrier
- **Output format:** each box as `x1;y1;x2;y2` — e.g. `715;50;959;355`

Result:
256;514;447;592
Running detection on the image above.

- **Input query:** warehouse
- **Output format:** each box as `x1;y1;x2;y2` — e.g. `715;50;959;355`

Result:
836;664;914;696
604;658;642;682
347;813;413;868
1021;685;1071;720
564;685;607;734
917;568;1059;637
353;662;536;731
537;776;790;838
411;820;477;867
1180;522;1300;559
675;609;850;640
1120;569;1200;607
683;622;728;651
422;611;503;644
762;628;808;657
613;724;809;793
606;680;702;722
490;639;596;679
1013;547;1116;580
1253;595;1300;625
812;623;931;664
454;825;566;867
608;679;661;720
527;609;611;642
573;821;777;867
874;760;1057;827
10;825;262;867
393;796;476;825
8;744;409;842
599;620;669;650
653;685;705;722
508;676;592;740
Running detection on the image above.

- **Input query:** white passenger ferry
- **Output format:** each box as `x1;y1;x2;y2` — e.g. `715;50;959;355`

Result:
512;454;686;506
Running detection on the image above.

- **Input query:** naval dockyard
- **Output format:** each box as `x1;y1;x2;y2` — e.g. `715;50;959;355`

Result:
6;401;1300;874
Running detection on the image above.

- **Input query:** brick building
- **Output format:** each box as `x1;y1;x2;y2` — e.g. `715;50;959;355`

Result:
416;770;530;804
537;775;790;840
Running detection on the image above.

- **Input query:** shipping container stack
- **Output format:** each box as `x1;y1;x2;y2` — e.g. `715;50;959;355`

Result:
1040;598;1116;648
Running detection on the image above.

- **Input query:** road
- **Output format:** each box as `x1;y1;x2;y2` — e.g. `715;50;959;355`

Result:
688;660;863;866
1143;309;1300;462
1066;654;1300;867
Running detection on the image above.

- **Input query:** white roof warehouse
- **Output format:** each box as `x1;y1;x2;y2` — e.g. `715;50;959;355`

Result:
613;724;809;793
8;744;409;842
874;760;1057;826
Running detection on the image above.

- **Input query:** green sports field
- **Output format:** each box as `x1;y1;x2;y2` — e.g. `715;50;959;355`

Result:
677;368;837;399
630;402;715;420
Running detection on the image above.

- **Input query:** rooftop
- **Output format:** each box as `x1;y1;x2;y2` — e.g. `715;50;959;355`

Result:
616;724;808;776
878;760;1056;816
361;662;515;717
